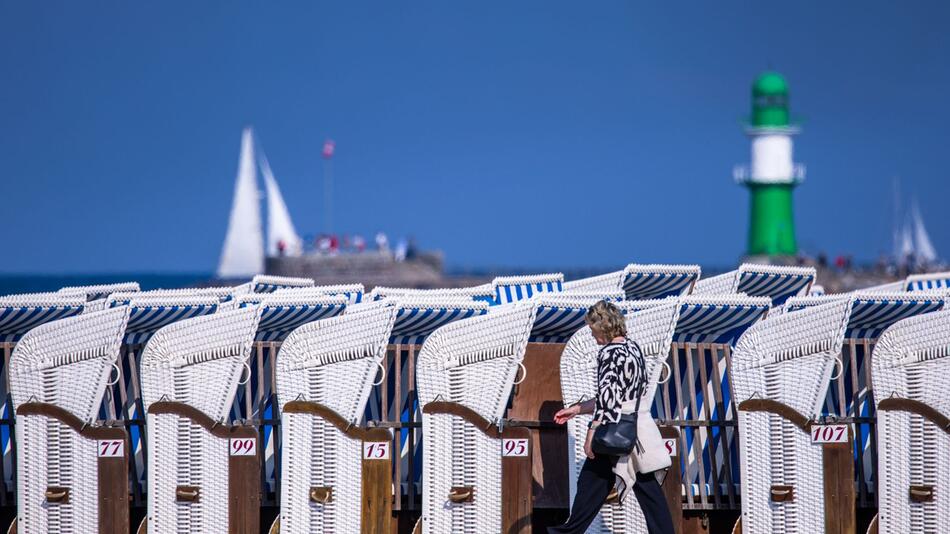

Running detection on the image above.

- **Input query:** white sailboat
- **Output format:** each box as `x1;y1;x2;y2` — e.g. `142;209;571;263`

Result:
217;128;304;278
259;151;303;257
911;201;938;265
217;128;265;278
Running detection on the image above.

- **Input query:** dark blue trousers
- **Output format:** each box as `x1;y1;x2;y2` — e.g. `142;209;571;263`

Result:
549;454;675;534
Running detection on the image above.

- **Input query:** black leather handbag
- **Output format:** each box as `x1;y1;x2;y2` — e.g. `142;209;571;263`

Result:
591;410;639;456
591;341;645;456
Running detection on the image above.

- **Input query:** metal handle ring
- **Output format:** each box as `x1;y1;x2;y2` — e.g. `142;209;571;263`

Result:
238;361;252;385
106;362;121;386
372;361;386;387
657;361;672;385
830;356;844;381
513;362;527;385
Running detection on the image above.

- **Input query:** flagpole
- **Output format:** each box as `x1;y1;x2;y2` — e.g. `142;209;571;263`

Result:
324;156;332;234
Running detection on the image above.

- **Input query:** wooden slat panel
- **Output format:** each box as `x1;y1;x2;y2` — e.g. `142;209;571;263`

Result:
508;343;569;509
694;344;722;506
683;344;709;504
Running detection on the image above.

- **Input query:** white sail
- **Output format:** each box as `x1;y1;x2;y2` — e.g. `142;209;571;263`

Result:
217;128;265;278
899;218;914;264
912;201;938;264
259;150;303;257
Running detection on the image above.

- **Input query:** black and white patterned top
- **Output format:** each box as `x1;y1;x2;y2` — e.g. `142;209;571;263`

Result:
593;340;647;424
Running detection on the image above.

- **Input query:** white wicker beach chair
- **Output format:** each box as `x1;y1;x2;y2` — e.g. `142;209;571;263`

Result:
784;291;946;500
864;271;950;294
732;299;854;534
273;283;366;304
563;264;701;300
492;274;564;305
368;285;494;303
416;302;537;534
559;301;680;533
347;295;491;512
693;264;815;306
139;307;262;534
615;295;772;513
245;274;314;294
873;308;950;534
9;306;131;534
275;304;399;533
58;282;140;301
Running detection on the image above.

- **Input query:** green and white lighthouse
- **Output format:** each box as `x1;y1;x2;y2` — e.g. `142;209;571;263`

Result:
734;71;804;257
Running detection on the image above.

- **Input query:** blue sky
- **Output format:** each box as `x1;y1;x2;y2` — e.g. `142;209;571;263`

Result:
1;1;948;273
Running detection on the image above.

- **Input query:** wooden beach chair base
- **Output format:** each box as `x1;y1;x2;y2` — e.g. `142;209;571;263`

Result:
278;400;394;534
147;401;260;534
738;398;856;534
15;402;130;534
422;401;533;534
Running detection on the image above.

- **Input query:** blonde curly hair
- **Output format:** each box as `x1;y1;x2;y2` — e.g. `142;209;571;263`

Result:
585;300;627;339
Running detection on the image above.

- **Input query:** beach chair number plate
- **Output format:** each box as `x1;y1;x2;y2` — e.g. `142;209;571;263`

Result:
502;438;528;457
229;438;257;456
663;438;677;456
97;439;124;458
363;442;390;460
811;425;848;444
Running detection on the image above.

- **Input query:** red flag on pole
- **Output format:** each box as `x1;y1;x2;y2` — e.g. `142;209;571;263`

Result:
322;139;335;159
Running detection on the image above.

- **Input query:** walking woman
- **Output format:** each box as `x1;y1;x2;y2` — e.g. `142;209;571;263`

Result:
550;300;674;534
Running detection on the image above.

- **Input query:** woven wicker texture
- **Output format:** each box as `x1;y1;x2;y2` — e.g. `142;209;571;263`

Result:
416;302;537;534
560;302;680;533
873;309;950;533
10;307;131;421
275;305;398;533
16;412;102;533
368;285;493;302
732;299;852;534
140;306;261;419
9;306;130;534
273;283;366;304
58;282;140;301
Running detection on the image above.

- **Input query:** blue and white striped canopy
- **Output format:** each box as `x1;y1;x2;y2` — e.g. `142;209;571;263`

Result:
693;264;815;306
904;272;950;292
274;284;365;304
58;282;140;302
530;292;624;343
249;275;314;294
735;265;815;306
785;292;945;339
492;274;563;305
627;296;771;344
564;264;700;301
386;297;489;344
622;264;700;300
241;294;348;341
0;296;85;342
110;295;221;344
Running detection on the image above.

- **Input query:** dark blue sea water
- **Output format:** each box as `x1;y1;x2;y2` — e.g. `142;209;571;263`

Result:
0;273;215;296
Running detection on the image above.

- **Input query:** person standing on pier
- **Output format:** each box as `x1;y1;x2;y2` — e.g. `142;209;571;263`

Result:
551;301;675;534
